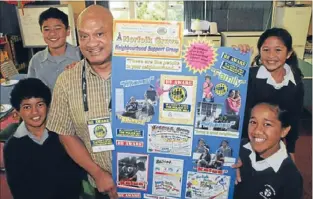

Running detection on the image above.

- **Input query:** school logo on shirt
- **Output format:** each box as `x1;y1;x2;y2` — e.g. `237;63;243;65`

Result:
94;125;107;138
259;184;276;199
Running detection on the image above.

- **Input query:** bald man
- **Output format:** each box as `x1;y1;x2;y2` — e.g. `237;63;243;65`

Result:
47;5;117;199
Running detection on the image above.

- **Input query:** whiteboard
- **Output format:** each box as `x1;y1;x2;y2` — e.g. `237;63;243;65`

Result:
16;5;77;48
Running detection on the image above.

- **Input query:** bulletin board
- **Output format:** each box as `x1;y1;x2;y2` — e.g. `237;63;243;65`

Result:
16;5;77;48
111;20;251;199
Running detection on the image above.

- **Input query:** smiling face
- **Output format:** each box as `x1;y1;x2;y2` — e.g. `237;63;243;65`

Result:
41;18;69;50
78;11;113;67
260;36;292;72
248;103;290;158
17;98;48;132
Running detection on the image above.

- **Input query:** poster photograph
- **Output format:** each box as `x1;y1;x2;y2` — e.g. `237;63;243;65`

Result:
117;153;149;191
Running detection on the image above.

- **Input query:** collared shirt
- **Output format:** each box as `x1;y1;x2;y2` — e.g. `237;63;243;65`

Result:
46;59;111;187
13;121;49;145
27;43;81;90
256;64;296;90
243;141;288;172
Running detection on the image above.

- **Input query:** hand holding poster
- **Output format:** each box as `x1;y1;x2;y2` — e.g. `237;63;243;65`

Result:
111;20;250;199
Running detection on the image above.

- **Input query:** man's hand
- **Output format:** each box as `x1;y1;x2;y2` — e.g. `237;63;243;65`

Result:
231;158;242;185
65;61;78;70
93;169;118;199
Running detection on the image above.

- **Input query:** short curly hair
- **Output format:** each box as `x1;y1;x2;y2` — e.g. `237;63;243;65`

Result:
10;78;51;111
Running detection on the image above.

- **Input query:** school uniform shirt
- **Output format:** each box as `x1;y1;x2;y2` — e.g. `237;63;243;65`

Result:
234;139;303;199
242;64;304;153
27;43;81;90
4;122;83;199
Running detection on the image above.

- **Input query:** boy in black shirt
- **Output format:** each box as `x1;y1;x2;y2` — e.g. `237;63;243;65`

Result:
4;78;83;199
234;102;303;199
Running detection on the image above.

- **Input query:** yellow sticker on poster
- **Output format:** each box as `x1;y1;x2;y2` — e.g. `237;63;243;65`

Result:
159;75;197;125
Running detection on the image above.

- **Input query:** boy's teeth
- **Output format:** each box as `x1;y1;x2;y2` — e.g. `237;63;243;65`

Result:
255;138;265;143
32;117;40;120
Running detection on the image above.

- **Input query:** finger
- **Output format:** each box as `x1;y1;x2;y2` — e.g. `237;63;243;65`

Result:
238;44;243;53
109;188;118;199
113;189;119;199
238;158;242;166
231;45;239;50
108;190;114;199
236;168;241;183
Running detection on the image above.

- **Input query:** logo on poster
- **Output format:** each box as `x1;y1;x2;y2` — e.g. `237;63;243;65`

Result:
214;83;228;96
169;86;187;103
94;125;107;138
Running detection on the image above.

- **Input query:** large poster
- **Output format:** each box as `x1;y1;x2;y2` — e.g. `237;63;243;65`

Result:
111;20;250;199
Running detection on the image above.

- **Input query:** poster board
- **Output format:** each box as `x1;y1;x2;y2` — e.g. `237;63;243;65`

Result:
111;20;250;199
16;5;77;48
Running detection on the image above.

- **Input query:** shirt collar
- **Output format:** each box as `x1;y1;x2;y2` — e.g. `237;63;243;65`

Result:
41;43;78;63
256;64;296;89
13;121;49;145
84;59;112;80
243;141;288;172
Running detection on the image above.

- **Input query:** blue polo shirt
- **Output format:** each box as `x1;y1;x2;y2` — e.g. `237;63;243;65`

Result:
27;43;81;90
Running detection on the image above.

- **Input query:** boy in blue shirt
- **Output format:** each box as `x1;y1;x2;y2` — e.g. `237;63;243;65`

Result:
27;7;81;90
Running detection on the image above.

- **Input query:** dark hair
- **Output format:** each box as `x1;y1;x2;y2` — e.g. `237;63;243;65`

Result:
228;89;235;97
252;28;303;78
10;78;52;111
221;140;229;145
205;75;211;80
39;7;69;29
252;102;291;128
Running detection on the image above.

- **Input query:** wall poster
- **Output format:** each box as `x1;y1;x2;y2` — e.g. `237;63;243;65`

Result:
111;20;250;199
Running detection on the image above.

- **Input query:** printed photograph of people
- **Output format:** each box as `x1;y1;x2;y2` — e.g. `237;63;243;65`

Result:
195;102;240;132
225;89;241;115
195;138;210;153
216;140;233;157
202;75;214;102
195;102;222;130
118;92;155;122
193;138;236;171
145;85;158;103
117;153;148;190
122;96;139;119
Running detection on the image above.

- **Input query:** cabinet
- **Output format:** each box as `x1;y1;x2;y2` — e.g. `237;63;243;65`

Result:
273;6;312;59
221;31;263;64
184;34;221;47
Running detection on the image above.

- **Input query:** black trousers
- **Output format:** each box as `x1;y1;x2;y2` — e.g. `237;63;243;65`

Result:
95;189;110;199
